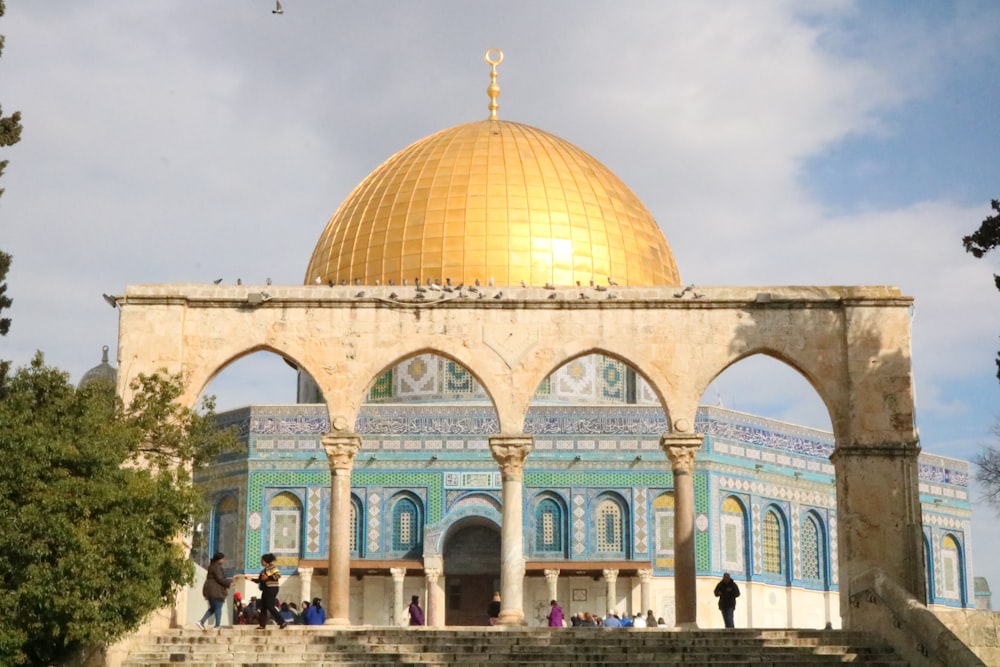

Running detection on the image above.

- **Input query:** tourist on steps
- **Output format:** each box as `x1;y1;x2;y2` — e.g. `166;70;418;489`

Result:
547;600;564;627
714;572;741;628
196;552;233;629
488;592;501;625
408;595;425;626
256;553;287;629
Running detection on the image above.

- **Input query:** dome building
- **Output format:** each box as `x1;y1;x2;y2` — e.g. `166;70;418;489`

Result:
108;52;976;656
184;51;975;630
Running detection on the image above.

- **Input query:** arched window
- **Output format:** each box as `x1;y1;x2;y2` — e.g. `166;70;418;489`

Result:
800;513;825;584
720;496;746;574
762;509;783;576
268;491;302;557
653;492;675;569
940;534;963;602
534;497;565;554
595;496;627;554
391;496;422;557
213;495;239;566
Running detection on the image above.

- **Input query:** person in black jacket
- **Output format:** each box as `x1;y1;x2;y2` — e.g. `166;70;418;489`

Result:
487;592;501;625
713;572;741;628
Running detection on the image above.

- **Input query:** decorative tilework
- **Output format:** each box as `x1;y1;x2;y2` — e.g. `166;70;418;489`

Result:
634;487;648;554
367;491;381;553
307;487;322;553
694;472;711;572
573;493;586;555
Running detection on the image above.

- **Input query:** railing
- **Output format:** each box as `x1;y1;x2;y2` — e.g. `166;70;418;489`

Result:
848;567;984;667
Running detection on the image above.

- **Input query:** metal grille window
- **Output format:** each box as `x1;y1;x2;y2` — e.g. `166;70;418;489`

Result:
534;498;563;553
268;492;302;556
762;510;782;575
801;515;821;580
596;499;623;552
392;498;420;552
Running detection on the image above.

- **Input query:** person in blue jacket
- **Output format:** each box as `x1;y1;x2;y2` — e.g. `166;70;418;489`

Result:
304;597;326;625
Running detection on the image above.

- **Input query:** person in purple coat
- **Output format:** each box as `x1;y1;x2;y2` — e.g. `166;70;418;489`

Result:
407;595;425;626
547;600;564;627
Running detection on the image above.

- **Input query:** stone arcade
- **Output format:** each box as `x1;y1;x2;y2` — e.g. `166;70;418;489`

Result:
111;51;982;665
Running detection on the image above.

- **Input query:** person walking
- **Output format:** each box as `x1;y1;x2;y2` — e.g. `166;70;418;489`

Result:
196;552;233;629
487;592;501;625
256;553;287;629
407;595;425;626
547;600;564;627
714;572;741;628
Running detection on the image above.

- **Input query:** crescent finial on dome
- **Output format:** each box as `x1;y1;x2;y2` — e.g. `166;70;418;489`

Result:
485;48;503;120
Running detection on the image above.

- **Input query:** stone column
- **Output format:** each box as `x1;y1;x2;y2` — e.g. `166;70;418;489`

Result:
637;568;653;617
661;434;702;628
831;441;925;623
390;567;407;626
298;567;314;606
425;567;443;627
544;568;560;604
489;434;534;626
603;569;619;613
322;433;362;626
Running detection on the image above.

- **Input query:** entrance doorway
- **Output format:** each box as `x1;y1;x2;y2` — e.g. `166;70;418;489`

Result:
443;523;500;626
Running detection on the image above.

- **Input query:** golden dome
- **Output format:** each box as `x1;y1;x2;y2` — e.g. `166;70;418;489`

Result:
305;118;681;287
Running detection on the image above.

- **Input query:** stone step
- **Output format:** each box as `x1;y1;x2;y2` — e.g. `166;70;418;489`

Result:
123;628;909;667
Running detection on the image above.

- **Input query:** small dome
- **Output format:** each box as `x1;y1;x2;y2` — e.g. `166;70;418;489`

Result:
305;119;680;288
78;345;117;389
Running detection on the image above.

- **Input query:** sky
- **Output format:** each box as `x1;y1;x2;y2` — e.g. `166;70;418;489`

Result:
2;1;999;607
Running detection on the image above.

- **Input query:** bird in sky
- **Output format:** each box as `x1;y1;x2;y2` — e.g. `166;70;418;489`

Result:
272;1;284;15
213;278;223;284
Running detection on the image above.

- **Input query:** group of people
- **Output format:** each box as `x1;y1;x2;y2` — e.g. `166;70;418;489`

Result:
565;609;663;627
198;557;743;630
195;552;327;629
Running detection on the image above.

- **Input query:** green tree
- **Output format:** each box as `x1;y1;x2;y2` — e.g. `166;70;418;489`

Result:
963;199;1000;509
0;355;238;666
0;0;24;388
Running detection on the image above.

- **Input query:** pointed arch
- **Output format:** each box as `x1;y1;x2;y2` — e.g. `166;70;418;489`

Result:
799;510;828;588
652;491;675;570
388;492;424;558
592;492;629;556
530;492;568;557
212;494;239;567
720;495;749;576
266;490;304;562
938;533;966;605
760;505;789;582
188;344;319;411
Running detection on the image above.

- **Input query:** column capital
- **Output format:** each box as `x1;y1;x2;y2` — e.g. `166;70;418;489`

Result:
660;434;702;474
637;568;653;583
390;567;407;582
425;567;442;584
543;568;560;584
298;566;314;581
602;568;619;583
489;434;534;479
322;433;362;471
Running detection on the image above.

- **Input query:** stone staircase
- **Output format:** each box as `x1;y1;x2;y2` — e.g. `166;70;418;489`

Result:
122;627;910;666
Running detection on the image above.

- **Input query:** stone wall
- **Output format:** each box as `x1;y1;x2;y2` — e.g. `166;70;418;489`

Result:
936;609;1000;666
